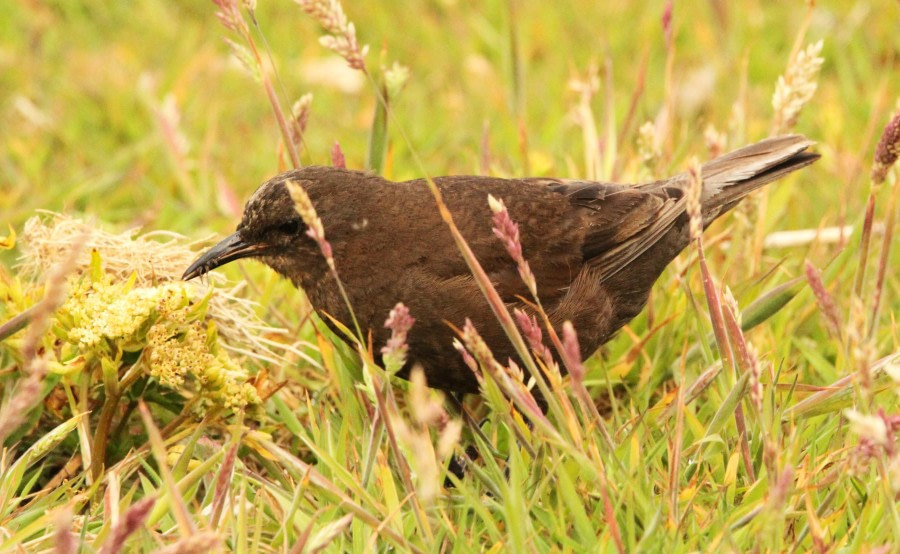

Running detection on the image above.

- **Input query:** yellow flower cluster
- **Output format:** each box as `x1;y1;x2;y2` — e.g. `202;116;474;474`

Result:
57;274;259;411
63;279;181;349
146;320;260;409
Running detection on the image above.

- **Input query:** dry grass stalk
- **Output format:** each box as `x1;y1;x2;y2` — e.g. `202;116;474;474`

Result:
763;225;866;248
154;532;223;554
213;0;301;168
804;260;843;341
659;0;675;157
285;178;365;338
99;497;156;554
868;110;900;334
568;63;602;181
686;158;758;481
52;505;76;554
637;120;662;175
390;368;461;506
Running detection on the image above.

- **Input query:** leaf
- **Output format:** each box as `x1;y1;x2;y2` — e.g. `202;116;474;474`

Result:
740;276;805;331
89;249;103;283
703;371;750;440
308;513;353;553
366;76;389;175
0;224;15;250
0;415;81;517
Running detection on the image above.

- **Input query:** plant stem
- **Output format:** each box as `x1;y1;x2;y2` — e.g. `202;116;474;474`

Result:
90;359;145;481
0;305;36;342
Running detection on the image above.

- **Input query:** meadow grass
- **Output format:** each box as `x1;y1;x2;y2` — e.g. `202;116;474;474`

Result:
1;0;900;551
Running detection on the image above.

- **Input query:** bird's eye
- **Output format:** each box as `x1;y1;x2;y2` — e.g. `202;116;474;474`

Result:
277;219;302;235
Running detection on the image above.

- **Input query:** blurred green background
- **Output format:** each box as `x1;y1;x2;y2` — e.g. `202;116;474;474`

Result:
2;0;896;241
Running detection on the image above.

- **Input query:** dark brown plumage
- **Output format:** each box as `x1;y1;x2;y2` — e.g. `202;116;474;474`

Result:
184;135;819;394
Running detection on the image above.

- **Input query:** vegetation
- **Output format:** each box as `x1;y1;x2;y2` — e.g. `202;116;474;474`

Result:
1;0;899;551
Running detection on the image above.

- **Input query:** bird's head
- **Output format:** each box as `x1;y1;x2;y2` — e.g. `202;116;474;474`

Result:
182;174;313;281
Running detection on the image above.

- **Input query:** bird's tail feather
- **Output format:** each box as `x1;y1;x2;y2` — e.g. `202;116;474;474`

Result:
700;134;820;218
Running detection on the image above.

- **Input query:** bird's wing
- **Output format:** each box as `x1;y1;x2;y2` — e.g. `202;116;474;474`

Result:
524;178;687;283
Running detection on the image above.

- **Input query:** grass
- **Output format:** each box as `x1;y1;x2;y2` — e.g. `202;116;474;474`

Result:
2;0;900;551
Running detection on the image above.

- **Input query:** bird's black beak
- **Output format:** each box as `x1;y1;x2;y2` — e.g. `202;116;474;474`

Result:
182;231;269;280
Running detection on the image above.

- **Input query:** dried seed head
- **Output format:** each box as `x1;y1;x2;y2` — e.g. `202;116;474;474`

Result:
286;179;334;268
513;308;552;363
768;464;794;510
461;318;496;369
845;408;889;445
101;497;156;554
772;40;824;133
452;338;478;374
436;419;462;460
384;62;410;100
381;302;415;372
561;321;586;383
222;38;261;82
637;120;662;171
687;157;704;242
331;140;346;168
746;342;763;413
661;0;673;46
872;110;900;184
213;0;247;33
290;93;313;147
52;506;76;554
804;259;842;340
488;194;537;296
704;123;726;159
722;286;742;328
296;0;368;72
409;367;443;427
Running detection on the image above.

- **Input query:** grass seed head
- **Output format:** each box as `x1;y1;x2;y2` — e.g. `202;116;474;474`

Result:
637;120;662;171
561;321;586;383
382;302;414;373
704;123;726;159
772;40;824;133
286;179;334;268
844;408;888;446
687;157;704;242
290;93;313;147
295;0;368;71
488;194;537;296
513;308;552;364
872;110;900;184
212;0;248;34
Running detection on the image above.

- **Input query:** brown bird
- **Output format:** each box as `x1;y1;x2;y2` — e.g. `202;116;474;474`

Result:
184;135;818;394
